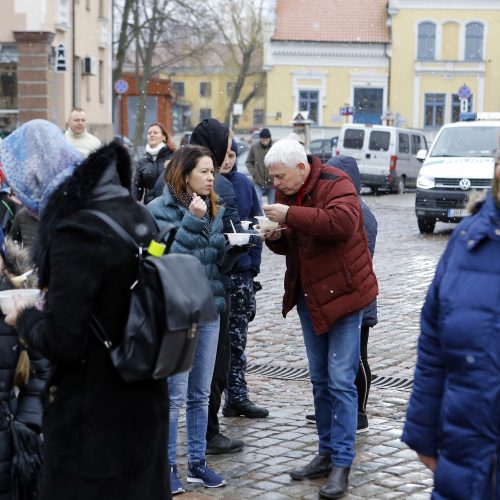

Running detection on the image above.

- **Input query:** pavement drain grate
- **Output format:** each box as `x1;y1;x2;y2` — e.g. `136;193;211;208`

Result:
246;364;413;391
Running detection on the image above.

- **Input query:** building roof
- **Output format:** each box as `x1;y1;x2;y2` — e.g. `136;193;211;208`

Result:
273;0;390;43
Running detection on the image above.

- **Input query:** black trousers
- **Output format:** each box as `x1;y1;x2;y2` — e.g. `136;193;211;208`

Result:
355;325;371;413
206;290;231;441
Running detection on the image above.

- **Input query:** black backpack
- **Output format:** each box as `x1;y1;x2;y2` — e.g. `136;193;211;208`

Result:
85;209;217;382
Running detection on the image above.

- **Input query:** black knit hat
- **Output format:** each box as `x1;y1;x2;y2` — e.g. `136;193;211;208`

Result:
259;128;271;139
190;119;229;168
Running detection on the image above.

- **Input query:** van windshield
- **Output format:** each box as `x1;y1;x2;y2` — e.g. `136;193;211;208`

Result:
430;126;500;157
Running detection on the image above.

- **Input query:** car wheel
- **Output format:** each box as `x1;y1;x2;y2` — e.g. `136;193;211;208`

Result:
397;177;406;194
417;217;436;234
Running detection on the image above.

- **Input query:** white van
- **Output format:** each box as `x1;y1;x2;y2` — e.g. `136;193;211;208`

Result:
415;112;500;233
336;124;428;193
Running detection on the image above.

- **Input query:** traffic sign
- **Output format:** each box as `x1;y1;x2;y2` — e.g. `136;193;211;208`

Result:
340;106;354;116
114;79;129;94
457;84;472;99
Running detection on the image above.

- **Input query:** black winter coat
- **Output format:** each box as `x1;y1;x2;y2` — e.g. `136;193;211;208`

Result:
0;289;49;500
132;146;174;204
17;144;170;500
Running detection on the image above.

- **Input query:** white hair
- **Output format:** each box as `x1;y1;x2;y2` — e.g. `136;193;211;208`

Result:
264;137;308;169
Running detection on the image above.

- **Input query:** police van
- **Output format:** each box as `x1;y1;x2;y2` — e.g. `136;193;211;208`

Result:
415;112;500;233
336;124;428;193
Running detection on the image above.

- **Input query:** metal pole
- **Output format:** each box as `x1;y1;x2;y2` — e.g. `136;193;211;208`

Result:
120;94;124;141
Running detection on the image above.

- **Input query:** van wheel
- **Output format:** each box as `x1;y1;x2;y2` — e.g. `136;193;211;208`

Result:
397;177;406;194
418;217;436;234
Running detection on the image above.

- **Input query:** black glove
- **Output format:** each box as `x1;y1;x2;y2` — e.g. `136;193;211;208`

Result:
253;280;262;293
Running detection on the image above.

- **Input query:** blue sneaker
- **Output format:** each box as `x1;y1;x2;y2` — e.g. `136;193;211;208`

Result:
187;460;227;488
170;465;185;496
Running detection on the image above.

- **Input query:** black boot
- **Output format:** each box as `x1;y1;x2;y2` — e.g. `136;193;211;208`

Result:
319;467;350;499
289;453;332;480
222;399;269;418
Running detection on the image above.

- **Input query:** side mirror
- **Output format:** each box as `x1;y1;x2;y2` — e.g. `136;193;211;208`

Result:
416;149;428;161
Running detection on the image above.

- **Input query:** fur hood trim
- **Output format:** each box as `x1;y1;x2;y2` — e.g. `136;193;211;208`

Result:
32;142;132;279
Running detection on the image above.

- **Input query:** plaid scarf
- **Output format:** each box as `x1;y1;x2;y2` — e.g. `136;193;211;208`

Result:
168;184;212;236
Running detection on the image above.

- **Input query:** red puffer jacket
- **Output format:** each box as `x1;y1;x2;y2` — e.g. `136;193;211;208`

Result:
266;156;378;334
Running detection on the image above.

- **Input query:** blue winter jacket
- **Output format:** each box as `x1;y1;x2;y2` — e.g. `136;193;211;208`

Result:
147;188;227;313
327;155;378;326
222;165;262;276
402;192;500;500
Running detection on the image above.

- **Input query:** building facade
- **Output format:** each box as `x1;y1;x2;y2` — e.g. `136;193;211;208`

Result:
166;46;266;133
388;0;500;134
264;0;390;135
0;0;112;138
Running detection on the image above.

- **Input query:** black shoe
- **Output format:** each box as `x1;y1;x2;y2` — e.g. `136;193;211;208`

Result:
305;413;316;423
222;399;269;418
289;453;332;480
357;411;369;433
205;433;244;455
319;467;350;499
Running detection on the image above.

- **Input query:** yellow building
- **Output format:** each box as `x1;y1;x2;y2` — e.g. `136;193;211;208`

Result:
167;46;266;132
388;0;500;132
264;0;390;132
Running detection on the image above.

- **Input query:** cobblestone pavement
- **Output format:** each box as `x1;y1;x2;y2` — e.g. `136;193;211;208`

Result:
174;192;455;499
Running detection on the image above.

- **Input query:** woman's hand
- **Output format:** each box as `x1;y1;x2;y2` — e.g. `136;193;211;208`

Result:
189;193;207;219
418;454;437;472
5;293;22;328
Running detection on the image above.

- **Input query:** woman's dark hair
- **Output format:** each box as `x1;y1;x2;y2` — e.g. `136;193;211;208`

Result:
164;145;218;217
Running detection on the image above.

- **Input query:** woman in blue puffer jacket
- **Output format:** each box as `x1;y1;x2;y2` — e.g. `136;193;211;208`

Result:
402;148;500;499
147;145;228;495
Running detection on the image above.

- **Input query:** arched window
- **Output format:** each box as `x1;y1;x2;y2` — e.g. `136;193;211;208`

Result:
465;22;483;61
417;22;436;60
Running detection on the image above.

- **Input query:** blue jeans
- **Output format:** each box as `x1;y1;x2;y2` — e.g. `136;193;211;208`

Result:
168;317;220;465
254;185;275;206
297;294;361;468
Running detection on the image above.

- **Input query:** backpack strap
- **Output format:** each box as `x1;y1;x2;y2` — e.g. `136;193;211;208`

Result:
81;208;178;253
80;209;141;252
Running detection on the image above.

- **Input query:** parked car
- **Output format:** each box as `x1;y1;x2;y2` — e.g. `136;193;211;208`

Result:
235;141;251;179
336;124;428;193
309;137;338;163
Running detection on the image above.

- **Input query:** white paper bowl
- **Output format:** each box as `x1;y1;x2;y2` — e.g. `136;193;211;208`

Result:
0;289;39;315
240;220;252;230
224;232;252;246
255;216;279;231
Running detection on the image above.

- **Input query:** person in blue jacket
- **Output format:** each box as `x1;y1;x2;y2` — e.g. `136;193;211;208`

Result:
219;140;268;418
148;145;228;495
402;148;500;499
327;155;378;432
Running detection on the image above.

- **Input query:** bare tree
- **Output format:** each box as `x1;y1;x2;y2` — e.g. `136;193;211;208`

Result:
208;0;268;125
113;0;216;146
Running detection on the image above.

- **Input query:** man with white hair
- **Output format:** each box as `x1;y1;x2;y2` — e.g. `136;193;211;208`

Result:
261;137;378;499
65;108;101;157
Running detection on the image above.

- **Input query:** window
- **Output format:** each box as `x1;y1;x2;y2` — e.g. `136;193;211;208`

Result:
299;90;319;123
417;22;436;60
451;94;474;122
369;131;390;152
411;135;422;155
253;108;264;125
226;81;235;97
253;81;265;98
343;129;365;149
465;22;483;61
398;133;410;154
173;81;185;98
424;93;446;128
99;60;104;103
58;0;69;25
200;108;211;121
200;81;211;98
